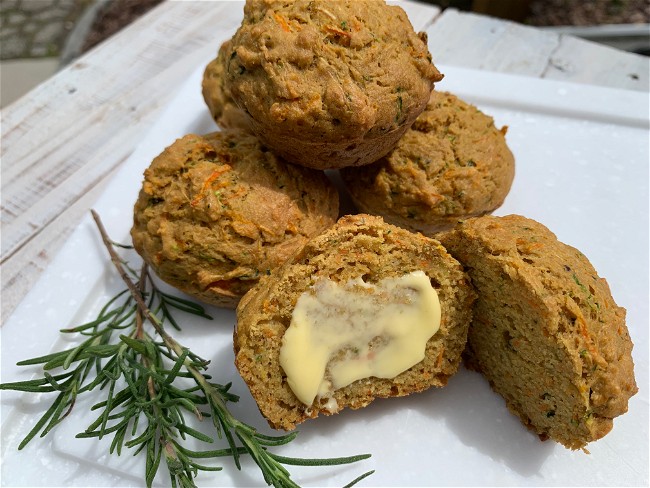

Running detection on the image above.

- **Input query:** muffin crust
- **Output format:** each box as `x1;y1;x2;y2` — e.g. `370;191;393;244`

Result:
131;130;339;307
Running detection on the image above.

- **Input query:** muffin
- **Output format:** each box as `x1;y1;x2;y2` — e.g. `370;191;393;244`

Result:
202;39;251;132
223;0;443;170
340;91;515;235
438;215;638;449
234;214;476;430
131;130;339;308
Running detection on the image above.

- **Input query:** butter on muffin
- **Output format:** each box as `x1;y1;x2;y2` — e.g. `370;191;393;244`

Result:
438;215;637;449
223;0;443;170
202;39;251;132
340;91;515;235
234;214;475;430
131;130;339;308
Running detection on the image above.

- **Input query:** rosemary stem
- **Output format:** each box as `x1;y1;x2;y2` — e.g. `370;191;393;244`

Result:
135;265;147;342
92;211;278;470
91;210;176;348
91;210;227;415
89;209;372;486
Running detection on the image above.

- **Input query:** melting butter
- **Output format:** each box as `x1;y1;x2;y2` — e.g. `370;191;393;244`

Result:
279;271;441;407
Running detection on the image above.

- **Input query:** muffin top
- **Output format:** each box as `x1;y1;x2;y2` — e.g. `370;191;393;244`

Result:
225;0;441;155
340;91;515;234
131;130;339;308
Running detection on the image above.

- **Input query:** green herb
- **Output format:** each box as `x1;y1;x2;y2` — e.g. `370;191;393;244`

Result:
572;272;600;312
0;210;372;488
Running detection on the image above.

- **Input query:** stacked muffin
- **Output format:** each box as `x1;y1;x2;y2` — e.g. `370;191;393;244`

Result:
132;0;636;451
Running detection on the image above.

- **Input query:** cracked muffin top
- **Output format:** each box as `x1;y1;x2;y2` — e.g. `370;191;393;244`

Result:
131;130;339;308
223;0;442;169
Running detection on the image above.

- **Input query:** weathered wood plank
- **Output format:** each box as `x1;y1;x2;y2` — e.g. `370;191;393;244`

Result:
424;9;560;77
543;33;649;91
1;1;242;322
1;2;240;255
424;8;649;93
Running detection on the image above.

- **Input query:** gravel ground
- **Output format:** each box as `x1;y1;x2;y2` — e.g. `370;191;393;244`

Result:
80;0;649;54
81;0;162;53
527;0;650;26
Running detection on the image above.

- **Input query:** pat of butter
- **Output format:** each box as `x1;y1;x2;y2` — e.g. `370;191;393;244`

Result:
279;271;441;407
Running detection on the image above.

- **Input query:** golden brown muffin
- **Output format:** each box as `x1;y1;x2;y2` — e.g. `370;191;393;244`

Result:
340;91;515;235
438;215;637;449
224;0;443;170
131;130;339;308
202;39;251;132
235;214;476;430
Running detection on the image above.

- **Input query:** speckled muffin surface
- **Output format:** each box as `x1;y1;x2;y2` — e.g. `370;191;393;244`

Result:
202;39;251;132
234;214;476;430
131;130;339;308
438;215;637;449
225;0;442;169
340;91;515;234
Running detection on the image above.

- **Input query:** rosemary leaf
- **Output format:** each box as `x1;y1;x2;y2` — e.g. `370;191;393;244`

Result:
42;344;120;370
16;349;78;366
269;452;372;466
119;335;149;356
17;393;65;449
252;430;298;447
343;469;376;488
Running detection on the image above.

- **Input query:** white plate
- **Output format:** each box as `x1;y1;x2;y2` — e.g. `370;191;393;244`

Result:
1;59;648;487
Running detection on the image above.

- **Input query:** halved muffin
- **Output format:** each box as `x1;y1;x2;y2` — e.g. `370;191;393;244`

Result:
438;214;637;449
234;214;475;429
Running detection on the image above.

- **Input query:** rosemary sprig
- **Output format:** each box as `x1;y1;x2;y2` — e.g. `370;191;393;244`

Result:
0;210;373;487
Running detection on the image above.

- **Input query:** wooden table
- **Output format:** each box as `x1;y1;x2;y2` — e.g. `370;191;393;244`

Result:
1;0;648;325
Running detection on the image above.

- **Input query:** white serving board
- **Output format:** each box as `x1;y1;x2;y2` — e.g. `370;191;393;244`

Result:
1;58;648;487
